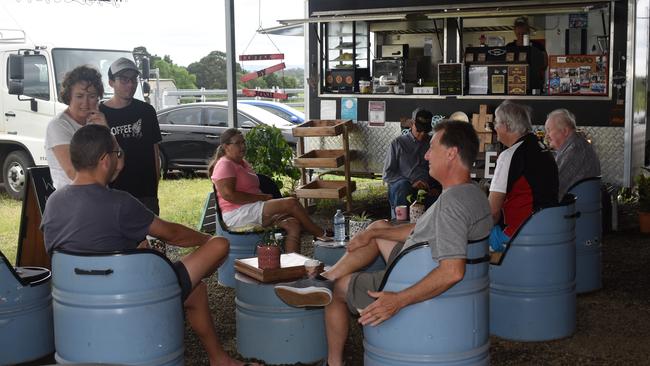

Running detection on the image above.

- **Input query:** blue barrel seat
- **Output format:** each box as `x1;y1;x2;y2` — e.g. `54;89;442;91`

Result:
0;250;54;365
363;238;490;366
235;273;327;364
51;249;184;365
489;196;577;341
568;177;602;293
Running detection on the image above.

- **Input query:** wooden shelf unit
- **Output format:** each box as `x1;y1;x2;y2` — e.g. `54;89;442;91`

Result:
293;119;355;211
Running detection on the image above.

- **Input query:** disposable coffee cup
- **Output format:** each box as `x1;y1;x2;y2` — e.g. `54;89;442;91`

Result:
304;259;321;278
396;205;408;221
523;34;530;46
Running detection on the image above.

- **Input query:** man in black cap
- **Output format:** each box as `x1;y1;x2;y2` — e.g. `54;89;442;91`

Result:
506;17;548;91
100;57;162;214
383;108;441;219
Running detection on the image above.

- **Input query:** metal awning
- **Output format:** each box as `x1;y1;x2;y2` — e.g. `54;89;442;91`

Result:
258;23;304;37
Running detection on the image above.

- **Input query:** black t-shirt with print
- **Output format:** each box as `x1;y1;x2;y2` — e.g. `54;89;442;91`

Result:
100;99;162;198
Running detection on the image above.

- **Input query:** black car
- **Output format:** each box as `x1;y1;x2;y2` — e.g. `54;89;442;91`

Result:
156;102;296;175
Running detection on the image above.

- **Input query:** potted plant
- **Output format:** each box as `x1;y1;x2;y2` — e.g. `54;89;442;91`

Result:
636;174;650;233
349;211;372;238
256;229;282;269
407;189;428;224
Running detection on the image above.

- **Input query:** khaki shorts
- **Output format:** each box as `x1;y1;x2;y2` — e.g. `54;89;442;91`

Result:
346;242;404;314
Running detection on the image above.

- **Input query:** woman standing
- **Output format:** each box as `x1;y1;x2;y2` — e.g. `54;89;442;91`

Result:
45;65;107;188
210;128;331;253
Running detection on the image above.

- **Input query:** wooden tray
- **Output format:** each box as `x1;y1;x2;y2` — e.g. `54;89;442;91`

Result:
234;253;322;283
295;180;356;199
294;150;345;168
292;119;352;137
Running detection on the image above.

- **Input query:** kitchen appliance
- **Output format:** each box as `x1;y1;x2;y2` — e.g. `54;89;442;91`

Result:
381;44;409;59
372;58;417;93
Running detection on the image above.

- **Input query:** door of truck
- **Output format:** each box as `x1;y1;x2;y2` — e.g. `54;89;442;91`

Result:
2;51;56;165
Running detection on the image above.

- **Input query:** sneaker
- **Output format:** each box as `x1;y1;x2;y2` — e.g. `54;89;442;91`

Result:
274;277;334;307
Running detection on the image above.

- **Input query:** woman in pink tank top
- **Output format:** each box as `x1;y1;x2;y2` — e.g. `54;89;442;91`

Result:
210;129;331;253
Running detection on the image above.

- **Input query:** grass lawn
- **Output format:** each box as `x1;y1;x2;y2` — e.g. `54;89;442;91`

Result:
0;192;21;265
0;174;386;266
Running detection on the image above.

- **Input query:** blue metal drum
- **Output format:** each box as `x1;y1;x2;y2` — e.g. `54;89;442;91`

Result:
489;197;577;341
235;273;327;365
364;239;490;366
216;230;265;288
51;250;184;365
0;251;54;365
568;177;602;293
313;241;386;272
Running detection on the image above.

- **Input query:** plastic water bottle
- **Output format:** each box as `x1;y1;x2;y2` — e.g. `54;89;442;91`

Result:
333;209;346;242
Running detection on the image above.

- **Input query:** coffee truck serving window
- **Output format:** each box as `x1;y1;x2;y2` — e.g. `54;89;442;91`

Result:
317;2;612;98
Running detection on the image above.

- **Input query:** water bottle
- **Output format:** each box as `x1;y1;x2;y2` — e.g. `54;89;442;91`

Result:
333;209;346;242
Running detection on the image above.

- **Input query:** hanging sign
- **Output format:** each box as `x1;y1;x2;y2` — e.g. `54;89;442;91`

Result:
242;88;288;100
240;63;286;83
239;53;285;61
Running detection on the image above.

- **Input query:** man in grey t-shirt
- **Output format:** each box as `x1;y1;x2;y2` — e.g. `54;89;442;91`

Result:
275;121;492;366
41;124;260;366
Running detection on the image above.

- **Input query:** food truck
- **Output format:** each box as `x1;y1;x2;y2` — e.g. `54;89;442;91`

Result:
276;0;649;188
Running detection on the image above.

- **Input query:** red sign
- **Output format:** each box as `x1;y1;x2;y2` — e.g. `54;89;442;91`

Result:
240;63;286;83
242;88;288;100
239;53;284;61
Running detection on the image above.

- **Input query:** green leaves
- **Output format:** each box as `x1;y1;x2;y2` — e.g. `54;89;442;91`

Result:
244;125;300;190
636;174;650;212
407;189;428;204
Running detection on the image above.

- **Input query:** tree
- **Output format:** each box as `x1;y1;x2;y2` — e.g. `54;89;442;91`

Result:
152;58;197;89
187;51;243;89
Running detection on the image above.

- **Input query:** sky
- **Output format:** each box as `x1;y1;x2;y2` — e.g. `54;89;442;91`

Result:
0;0;306;68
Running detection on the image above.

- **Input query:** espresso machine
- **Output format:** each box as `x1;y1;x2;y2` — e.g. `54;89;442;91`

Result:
372;45;417;93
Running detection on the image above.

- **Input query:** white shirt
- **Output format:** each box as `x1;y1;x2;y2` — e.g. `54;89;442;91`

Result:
44;112;83;189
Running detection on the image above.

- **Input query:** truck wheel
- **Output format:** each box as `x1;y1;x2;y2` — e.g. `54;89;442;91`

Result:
2;151;33;200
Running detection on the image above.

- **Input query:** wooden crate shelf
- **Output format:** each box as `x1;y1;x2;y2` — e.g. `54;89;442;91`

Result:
294;150;345;168
292;119;352;137
295;180;356;200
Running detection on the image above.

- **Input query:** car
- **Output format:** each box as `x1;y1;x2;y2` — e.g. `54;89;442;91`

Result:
239;100;305;124
156;102;296;175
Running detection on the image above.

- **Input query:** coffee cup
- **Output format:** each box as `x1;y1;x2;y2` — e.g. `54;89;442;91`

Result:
304;259;321;278
396;205;408;221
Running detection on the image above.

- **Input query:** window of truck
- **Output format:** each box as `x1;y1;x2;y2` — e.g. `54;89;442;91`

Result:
52;48;144;101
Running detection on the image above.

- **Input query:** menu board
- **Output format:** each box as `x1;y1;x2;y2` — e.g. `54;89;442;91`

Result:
548;55;608;95
438;63;463;96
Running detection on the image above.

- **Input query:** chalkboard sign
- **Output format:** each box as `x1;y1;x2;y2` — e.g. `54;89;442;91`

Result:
438;63;464;96
16;166;55;268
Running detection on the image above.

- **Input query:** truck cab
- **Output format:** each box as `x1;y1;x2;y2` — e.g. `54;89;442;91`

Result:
1;30;142;199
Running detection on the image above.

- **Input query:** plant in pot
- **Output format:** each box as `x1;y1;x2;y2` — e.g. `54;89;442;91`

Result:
349;211;372;238
256;228;282;270
635;174;650;233
407;189;428;224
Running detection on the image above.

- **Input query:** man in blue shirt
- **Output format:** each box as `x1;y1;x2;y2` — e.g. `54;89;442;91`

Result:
383;108;441;218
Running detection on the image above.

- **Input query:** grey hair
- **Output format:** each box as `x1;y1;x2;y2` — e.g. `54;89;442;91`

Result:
547;108;577;130
495;100;533;135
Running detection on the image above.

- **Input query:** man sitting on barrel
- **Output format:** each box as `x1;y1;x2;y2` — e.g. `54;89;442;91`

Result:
488;100;559;252
274;121;492;366
544;108;601;200
41;124;259;366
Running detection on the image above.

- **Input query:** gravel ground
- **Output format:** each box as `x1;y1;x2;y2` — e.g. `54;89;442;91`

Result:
179;202;650;366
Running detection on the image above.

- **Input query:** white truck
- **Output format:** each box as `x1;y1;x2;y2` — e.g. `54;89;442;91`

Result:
1;29;143;199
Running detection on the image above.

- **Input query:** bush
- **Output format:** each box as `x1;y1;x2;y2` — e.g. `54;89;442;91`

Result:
244;125;300;191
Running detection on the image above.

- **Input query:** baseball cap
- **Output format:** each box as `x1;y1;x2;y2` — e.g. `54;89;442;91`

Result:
109;57;140;78
411;108;433;133
514;17;529;27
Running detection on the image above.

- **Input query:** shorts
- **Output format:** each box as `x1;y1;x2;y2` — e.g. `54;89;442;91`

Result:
222;201;265;228
346;242;404;314
172;261;192;302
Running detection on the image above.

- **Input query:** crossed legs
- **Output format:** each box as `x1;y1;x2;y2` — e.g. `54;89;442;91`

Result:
262;197;327;250
321;220;399;366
